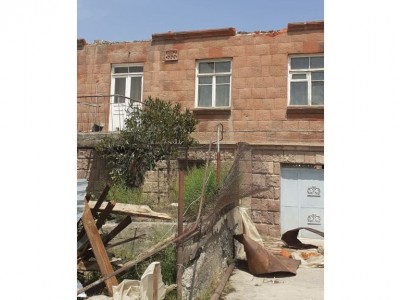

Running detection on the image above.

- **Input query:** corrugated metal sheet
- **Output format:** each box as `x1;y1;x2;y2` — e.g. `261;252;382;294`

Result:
77;179;88;222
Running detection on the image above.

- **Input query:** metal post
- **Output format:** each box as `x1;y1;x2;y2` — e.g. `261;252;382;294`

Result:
177;170;184;300
217;124;221;186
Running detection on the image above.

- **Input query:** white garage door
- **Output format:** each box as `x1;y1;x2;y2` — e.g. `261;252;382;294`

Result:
281;167;324;239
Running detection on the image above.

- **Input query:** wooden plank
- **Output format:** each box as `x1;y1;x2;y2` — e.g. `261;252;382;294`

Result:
102;216;132;245
88;201;172;220
82;201;118;296
95;201;116;230
105;234;146;249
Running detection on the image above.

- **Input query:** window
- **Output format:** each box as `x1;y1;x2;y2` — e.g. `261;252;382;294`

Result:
288;55;324;106
111;65;144;103
196;60;231;108
109;64;143;131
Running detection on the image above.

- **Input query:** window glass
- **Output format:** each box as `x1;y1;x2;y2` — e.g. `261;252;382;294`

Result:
215;61;231;73
292;73;307;80
199;62;214;74
290;82;308;105
129;66;144;73
216;85;230;106
311;82;324;105
198;85;212;107
198;76;213;84
291;57;309;69
216;75;230;84
310;56;324;68
114;67;129;74
312;71;324;81
114;78;126;103
130;77;142;101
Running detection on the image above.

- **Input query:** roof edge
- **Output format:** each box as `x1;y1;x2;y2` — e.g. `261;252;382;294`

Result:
287;21;324;33
152;27;236;42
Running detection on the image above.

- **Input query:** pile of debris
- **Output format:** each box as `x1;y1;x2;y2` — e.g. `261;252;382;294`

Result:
77;183;172;298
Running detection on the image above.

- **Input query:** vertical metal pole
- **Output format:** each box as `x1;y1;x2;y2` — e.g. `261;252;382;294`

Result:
177;169;184;300
217;125;221;186
95;82;98;129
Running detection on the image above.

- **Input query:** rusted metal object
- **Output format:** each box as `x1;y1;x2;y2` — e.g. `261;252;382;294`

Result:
281;227;324;249
234;234;301;275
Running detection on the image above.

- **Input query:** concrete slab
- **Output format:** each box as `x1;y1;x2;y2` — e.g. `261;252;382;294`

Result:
225;263;324;300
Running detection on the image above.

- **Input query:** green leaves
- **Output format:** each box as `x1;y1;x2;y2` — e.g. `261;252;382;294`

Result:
96;96;198;187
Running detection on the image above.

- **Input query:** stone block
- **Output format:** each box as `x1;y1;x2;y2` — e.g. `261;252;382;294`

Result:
251;198;268;211
252;173;265;188
268;199;280;212
273;212;280;225
252;161;274;174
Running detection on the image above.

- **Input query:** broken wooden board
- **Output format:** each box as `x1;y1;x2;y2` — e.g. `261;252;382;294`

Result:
88;201;172;220
82;201;118;295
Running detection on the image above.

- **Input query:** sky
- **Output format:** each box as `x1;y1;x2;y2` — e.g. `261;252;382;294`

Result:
78;0;324;43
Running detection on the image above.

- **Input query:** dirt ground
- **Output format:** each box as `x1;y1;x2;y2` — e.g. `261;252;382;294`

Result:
225;237;324;300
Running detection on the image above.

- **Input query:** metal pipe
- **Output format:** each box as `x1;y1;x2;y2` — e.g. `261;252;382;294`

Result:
177;169;184;300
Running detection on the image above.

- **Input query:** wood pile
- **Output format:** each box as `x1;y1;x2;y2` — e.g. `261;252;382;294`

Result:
77;183;172;296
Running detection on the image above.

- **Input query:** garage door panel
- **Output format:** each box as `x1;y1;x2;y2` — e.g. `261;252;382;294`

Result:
280;206;299;235
281;167;324;239
281;168;299;207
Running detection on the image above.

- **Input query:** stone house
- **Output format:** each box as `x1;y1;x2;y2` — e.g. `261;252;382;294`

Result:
77;20;324;238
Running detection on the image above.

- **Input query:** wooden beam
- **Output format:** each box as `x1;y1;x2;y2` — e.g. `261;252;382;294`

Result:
88;201;172;220
82;201;118;296
102;216;132;245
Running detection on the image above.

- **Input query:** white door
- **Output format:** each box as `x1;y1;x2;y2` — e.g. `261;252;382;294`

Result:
109;65;143;131
281;167;324;239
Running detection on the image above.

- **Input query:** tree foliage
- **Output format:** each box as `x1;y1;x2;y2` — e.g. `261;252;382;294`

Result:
96;96;198;187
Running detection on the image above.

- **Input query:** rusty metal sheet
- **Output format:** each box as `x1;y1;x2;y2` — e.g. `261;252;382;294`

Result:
234;234;301;275
281;227;324;249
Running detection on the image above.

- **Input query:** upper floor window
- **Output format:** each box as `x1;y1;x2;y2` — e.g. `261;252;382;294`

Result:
288;55;324;106
109;64;143;131
111;64;144;104
196;60;231;108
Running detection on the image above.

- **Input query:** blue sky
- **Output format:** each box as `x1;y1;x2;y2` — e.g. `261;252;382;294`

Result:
78;0;324;43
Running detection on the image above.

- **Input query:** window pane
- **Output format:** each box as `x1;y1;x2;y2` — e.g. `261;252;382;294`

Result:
310;56;324;69
199;62;214;74
198;76;212;84
291;57;309;69
292;73;307;80
215;61;231;73
198;85;212;107
130;77;142;102
129;66;144;73
216;85;230;106
216;75;230;84
114;67;129;73
312;71;324;80
114;78;126;103
312;82;324;105
290;82;308;105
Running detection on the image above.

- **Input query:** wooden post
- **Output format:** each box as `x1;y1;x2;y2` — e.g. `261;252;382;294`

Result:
153;263;160;300
82;201;118;296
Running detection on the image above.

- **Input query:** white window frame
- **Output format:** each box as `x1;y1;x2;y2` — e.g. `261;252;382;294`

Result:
109;64;144;131
288;54;324;106
195;59;232;108
110;63;144;104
